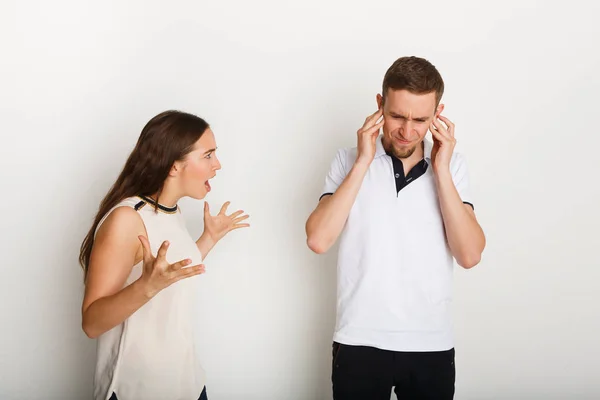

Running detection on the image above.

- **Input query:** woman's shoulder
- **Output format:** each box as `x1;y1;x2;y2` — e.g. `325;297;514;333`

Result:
94;197;146;239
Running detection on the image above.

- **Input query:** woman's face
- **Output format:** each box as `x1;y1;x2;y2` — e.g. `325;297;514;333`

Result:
176;128;221;200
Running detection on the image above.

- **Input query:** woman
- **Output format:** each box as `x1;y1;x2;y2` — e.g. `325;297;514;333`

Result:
79;110;249;400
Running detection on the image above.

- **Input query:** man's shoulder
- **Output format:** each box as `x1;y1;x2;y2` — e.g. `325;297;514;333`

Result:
449;151;468;169
333;146;358;165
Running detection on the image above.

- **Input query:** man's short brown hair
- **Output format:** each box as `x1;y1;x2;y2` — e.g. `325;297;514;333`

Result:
382;56;444;105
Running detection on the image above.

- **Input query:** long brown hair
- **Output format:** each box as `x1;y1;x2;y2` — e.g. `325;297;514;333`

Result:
79;110;209;277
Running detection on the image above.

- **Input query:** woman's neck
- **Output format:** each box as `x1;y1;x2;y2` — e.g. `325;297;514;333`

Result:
149;191;179;208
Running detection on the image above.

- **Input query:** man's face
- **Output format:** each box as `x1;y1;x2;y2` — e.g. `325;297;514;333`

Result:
377;89;442;159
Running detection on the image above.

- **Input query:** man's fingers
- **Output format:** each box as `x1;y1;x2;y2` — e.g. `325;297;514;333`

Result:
437;115;454;129
365;119;384;135
431;118;445;133
365;108;382;122
219;201;231;215
431;119;450;139
369;108;383;121
437;115;455;137
431;124;455;144
430;125;446;142
363;108;383;129
359;118;384;136
435;117;450;132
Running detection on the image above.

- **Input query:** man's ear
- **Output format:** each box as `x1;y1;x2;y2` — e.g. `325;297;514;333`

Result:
435;103;445;118
376;93;383;110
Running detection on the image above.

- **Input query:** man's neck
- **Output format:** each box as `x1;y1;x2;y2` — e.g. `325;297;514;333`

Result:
399;141;425;175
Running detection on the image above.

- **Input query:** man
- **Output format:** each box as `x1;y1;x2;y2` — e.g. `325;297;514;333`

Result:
305;56;486;399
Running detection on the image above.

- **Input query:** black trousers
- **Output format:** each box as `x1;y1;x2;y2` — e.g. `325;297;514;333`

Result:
332;342;455;400
109;386;207;400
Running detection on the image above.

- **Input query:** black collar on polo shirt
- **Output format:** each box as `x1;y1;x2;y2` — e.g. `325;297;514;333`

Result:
376;136;433;195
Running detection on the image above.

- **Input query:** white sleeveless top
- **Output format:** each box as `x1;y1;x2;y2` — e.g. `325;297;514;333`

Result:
92;196;206;400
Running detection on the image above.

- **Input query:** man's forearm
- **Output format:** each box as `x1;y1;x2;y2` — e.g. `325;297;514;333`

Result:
435;170;485;268
306;161;369;254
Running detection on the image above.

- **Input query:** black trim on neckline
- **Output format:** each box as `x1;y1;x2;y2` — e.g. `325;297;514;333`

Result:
138;195;178;213
134;200;146;211
463;201;474;211
386;152;429;195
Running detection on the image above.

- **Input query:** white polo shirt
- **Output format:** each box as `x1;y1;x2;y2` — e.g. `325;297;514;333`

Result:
321;135;473;352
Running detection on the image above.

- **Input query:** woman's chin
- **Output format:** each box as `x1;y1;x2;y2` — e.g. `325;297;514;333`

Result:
187;190;207;201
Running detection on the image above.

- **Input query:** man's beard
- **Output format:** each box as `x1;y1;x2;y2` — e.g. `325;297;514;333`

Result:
382;136;418;159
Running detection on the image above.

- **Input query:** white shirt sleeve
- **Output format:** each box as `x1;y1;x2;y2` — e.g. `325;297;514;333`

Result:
451;153;474;209
320;148;348;199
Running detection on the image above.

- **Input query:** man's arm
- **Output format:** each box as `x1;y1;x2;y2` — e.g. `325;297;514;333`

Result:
306;161;370;254
435;170;485;268
306;108;384;254
431;115;485;269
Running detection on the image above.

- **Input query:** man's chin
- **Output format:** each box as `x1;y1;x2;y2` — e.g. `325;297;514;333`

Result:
392;145;417;159
383;137;417;159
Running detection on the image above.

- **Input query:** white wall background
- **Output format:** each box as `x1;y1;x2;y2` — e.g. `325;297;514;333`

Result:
1;0;599;399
